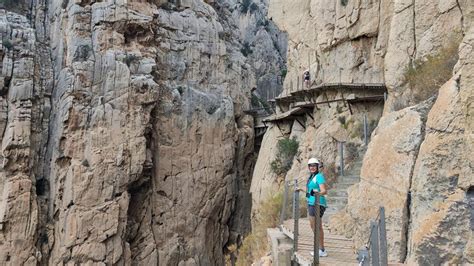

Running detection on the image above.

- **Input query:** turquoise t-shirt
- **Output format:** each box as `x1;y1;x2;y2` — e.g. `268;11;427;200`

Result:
306;172;327;207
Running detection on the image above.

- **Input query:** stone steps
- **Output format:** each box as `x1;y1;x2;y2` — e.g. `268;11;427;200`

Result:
332;181;356;190
323;154;365;224
337;175;360;183
327;196;348;206
328;189;348;198
325;175;359;214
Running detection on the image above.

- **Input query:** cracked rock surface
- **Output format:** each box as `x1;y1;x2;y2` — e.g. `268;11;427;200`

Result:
251;0;473;264
0;0;286;264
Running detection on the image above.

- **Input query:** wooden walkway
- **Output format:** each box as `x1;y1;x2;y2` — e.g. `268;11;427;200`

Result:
281;218;358;265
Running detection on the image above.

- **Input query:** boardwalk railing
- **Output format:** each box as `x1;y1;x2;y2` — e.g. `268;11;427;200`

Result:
358;207;388;266
279;179;303;264
293;179;300;263
281;178;323;265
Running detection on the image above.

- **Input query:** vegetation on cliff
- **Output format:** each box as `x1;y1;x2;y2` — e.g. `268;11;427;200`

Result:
271;137;299;176
404;36;461;103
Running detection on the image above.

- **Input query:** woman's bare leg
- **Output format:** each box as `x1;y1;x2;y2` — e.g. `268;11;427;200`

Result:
309;215;315;232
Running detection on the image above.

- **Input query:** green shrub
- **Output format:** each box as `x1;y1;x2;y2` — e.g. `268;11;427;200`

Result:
338;116;347;129
251;94;260;107
280;69;287;80
270;137;299;176
236;191;283;265
337;116;346;125
350;121;363;139
340;0;349;6
251;93;272;113
404;36;461;103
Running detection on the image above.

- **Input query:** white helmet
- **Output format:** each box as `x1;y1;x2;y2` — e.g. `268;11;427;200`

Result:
307;158;320;165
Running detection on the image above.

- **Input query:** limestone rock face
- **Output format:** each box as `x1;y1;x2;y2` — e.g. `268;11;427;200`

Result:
250;125;283;209
331;31;473;265
268;0;462;106
0;10;44;265
407;76;470;265
252;0;473;264
330;100;433;261
0;0;286;265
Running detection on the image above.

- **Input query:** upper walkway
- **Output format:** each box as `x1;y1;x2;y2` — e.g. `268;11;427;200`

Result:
275;82;386;103
263;82;386;124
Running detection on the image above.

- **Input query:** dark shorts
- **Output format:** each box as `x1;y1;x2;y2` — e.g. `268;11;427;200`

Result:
308;205;326;218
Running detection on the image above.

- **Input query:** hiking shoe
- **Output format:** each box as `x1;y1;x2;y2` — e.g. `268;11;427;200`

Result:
319;249;328;257
310;250;328;257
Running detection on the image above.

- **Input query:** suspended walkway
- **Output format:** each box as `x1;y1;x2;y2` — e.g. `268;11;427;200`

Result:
244;82;386;139
265;82;386;124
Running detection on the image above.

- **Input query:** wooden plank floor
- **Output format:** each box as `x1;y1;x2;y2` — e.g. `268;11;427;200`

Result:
281;218;358;266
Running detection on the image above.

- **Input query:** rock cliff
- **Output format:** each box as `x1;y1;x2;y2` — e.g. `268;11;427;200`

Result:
250;0;473;264
0;0;286;264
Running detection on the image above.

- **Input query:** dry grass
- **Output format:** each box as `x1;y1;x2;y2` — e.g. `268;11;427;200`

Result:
404;36;461;103
235;192;283;265
234;190;307;265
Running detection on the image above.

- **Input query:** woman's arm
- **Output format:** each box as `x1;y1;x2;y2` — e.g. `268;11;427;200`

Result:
311;184;327;196
318;183;327;195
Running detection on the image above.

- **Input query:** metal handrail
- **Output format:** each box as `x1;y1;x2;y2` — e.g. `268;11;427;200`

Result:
293;179;300;258
279;180;289;226
313;193;320;265
359;207;388;266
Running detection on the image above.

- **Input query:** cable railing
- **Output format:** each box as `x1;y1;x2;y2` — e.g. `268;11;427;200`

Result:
279;178;324;265
279;175;392;266
357;206;388;266
281;183;391;266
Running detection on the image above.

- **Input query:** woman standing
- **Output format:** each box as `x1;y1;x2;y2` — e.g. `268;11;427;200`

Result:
305;157;328;257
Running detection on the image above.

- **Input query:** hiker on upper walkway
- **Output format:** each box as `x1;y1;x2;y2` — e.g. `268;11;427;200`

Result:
303;70;310;88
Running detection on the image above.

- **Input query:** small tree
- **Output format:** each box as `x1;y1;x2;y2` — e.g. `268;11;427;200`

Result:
271;137;299;176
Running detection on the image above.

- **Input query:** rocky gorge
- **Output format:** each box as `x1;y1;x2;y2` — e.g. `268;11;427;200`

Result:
250;0;473;264
0;0;286;264
0;0;472;265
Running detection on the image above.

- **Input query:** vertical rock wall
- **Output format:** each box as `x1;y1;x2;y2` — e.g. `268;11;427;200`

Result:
257;0;473;264
0;0;287;264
